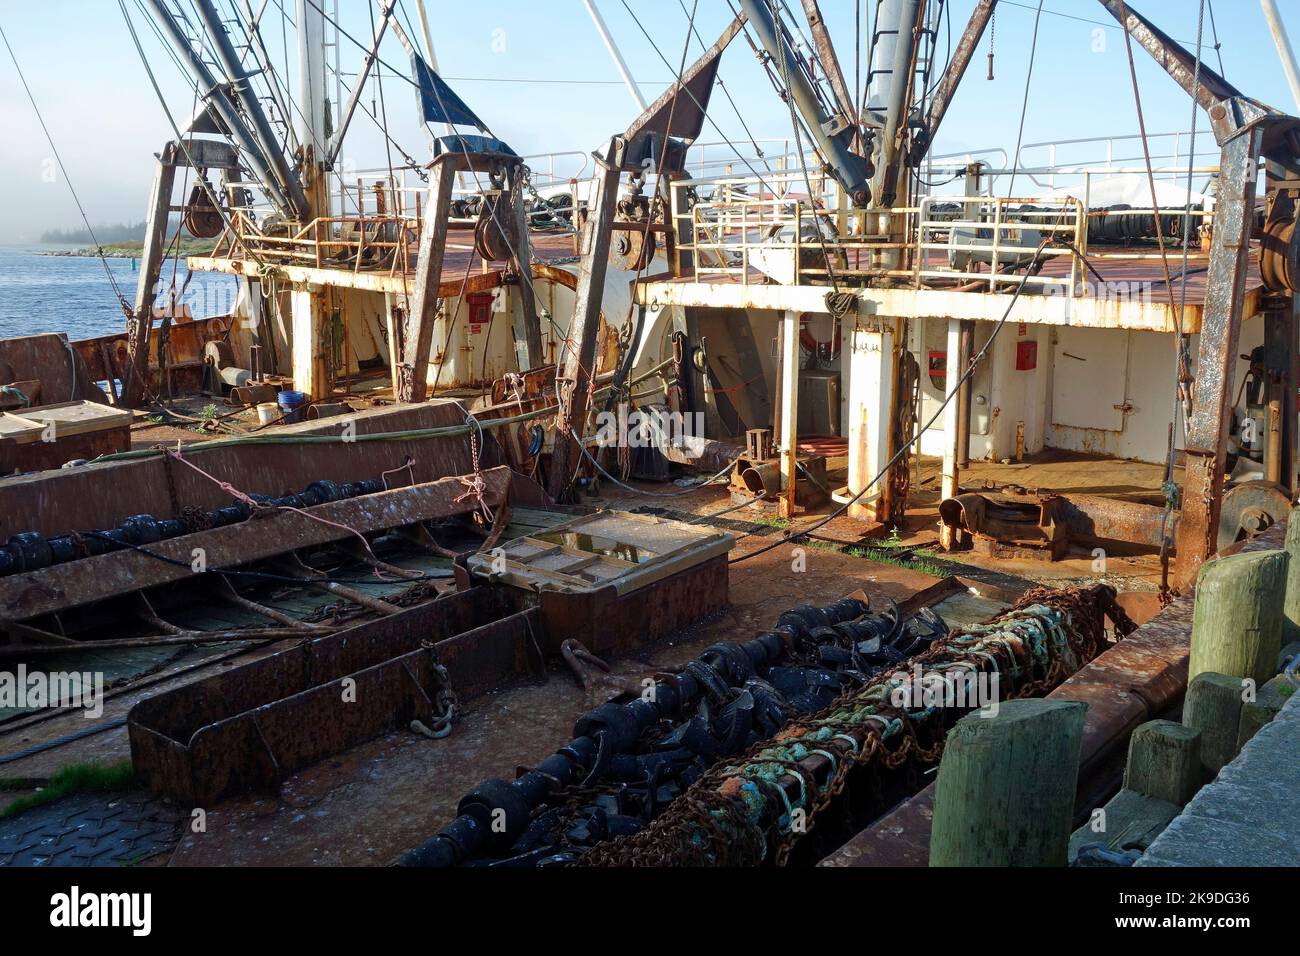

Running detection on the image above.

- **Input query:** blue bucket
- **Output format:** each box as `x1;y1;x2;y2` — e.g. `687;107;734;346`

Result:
277;389;307;424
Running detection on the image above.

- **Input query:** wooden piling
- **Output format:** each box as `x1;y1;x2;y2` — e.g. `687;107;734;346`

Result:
1123;719;1202;806
929;699;1087;867
1188;549;1287;687
1182;671;1246;779
1283;509;1300;645
1237;675;1294;749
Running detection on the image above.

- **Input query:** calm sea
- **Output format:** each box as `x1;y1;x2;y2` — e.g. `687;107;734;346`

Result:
0;245;237;342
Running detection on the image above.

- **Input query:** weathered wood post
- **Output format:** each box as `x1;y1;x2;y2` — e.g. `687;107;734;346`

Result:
1188;549;1287;687
1236;675;1293;749
1282;508;1300;644
929;699;1087;866
1182;672;1246;779
1124;719;1201;805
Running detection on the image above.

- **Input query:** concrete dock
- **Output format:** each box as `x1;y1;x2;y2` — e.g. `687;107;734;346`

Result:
1137;687;1300;867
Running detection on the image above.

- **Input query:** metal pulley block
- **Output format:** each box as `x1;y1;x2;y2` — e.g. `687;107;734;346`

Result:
474;170;520;262
1260;190;1300;293
610;193;658;271
610;229;657;271
1217;479;1292;551
182;177;225;239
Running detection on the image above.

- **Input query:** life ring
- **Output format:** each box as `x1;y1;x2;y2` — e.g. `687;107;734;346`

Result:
799;312;840;357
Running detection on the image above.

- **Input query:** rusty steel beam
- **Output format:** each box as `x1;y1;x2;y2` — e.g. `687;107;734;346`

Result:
1174;130;1266;586
508;164;544;370
800;0;855;125
122;145;178;409
1096;0;1245;138
547;156;621;501
1051;494;1177;550
399;155;457;403
912;0;997;165
0;465;513;621
546;20;743;500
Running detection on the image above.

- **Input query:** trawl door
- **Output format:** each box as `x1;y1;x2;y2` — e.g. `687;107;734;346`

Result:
1051;326;1129;432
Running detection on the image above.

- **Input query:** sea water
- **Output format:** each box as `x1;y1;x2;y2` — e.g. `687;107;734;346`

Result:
0;245;237;341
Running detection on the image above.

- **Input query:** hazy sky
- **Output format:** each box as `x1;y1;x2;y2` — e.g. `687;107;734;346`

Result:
2;0;1299;243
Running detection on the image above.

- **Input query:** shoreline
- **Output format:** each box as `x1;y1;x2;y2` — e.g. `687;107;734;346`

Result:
39;247;141;259
36;242;218;260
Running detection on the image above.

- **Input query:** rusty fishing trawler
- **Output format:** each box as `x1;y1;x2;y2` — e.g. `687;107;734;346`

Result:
1;0;1298;876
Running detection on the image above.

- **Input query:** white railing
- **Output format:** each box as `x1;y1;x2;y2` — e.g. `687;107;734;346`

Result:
915;194;1084;294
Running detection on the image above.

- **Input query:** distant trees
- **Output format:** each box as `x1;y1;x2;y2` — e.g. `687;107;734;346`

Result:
39;222;147;244
39;215;201;245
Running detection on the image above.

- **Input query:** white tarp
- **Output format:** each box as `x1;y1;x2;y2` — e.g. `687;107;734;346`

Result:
1041;175;1212;210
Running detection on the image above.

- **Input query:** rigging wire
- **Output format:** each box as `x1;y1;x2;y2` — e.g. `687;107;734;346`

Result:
1116;0;1181;392
765;0;844;294
1205;0;1227;80
117;0;274;283
1004;0;1043;198
999;0;1200;47
0;22;133;317
731;239;1055;565
675;0;774;177
620;0;781;197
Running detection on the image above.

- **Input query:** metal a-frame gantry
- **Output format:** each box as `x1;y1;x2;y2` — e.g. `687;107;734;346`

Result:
544;16;746;501
1094;1;1300;585
397;137;544;403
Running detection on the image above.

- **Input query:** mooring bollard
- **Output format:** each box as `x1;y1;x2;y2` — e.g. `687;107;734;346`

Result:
1188;549;1287;687
1284;509;1300;645
929;699;1087;867
1182;672;1246;779
1124;719;1201;806
1236;675;1292;750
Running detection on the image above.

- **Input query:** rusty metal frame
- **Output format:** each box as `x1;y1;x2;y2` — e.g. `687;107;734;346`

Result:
122;138;241;409
0;465;513;622
1093;0;1300;584
547;18;744;500
128;587;542;804
1173;128;1268;585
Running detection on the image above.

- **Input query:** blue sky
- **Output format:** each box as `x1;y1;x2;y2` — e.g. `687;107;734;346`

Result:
2;0;1299;242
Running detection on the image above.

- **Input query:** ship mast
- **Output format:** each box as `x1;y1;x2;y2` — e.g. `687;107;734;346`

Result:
297;0;331;221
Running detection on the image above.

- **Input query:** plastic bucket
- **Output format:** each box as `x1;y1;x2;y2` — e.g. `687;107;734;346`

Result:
256;402;279;425
277;389;307;424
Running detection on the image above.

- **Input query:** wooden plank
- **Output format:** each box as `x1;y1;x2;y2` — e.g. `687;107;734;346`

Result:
10;400;132;439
